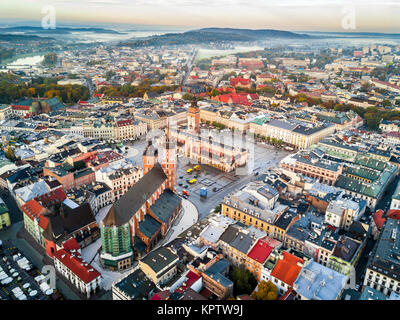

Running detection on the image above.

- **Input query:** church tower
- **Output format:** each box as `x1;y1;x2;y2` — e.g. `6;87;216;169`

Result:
162;122;177;191
143;140;158;175
188;99;200;134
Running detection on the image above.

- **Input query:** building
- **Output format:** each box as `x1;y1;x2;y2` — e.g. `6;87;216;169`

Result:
363;219;400;297
293;260;348;300
219;226;256;269
112;268;156;300
325;193;366;230
42;203;100;258
0;198;10;230
53;248;102;298
280;150;344;186
188;252;233;300
0;104;12;120
270;250;306;296
391;180;400;210
246;237;281;280
138;246;179;286
21;199;50;247
380;120;400;133
250;118;334;150
221;182;291;241
171;101;249;173
100;135;181;270
96;165;143;201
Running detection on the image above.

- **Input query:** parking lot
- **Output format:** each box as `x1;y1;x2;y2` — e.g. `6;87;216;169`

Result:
0;239;62;300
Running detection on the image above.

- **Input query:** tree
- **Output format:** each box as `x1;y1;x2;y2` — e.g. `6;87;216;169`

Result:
105;70;116;81
182;93;195;101
382;99;392;107
5;146;15;161
229;267;258;296
251;280;278;300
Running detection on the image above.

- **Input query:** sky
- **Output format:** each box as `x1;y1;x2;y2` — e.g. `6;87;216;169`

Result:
0;0;399;33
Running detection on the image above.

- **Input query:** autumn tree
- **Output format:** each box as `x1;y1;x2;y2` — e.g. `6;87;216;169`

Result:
251;280;278;300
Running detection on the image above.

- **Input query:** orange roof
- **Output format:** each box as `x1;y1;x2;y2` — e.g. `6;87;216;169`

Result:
270;251;304;286
21;199;49;230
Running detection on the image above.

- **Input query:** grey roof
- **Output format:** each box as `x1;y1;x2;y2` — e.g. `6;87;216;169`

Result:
114;269;156;300
138;214;161;239
274;211;297;230
332;236;359;262
204;259;233;288
219;224;241;244
140;247;179;274
228;231;255;254
150;189;181;223
268;119;298;131
367;219;400;280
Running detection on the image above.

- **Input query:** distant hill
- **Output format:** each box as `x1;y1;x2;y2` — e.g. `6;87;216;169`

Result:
0;34;55;42
199;28;310;39
0;26;123;35
121;27;311;47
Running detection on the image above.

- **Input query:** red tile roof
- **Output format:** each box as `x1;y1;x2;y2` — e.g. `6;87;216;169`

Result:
230;77;251;87
247;239;273;264
62;237;81;252
151;290;171;300
270;251;304;286
53;249;101;284
11;105;31;111
35;188;67;208
116;119;133;127
175;271;201;294
388;210;400;220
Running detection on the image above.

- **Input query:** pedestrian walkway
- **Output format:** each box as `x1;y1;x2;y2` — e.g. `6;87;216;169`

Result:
162;198;198;246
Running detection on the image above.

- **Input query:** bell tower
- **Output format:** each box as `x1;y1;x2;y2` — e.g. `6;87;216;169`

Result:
188;99;200;134
143;140;158;175
162;122;177;191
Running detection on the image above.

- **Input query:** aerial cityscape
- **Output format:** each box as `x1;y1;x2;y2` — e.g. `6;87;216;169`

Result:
0;0;400;307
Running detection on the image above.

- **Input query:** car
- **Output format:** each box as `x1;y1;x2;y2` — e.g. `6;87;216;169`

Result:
184;185;188;188
178;182;183;186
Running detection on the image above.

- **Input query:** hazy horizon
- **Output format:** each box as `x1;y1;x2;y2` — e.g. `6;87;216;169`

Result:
0;0;399;33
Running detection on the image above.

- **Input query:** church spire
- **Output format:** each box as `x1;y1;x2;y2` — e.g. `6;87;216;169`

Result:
162;119;177;191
